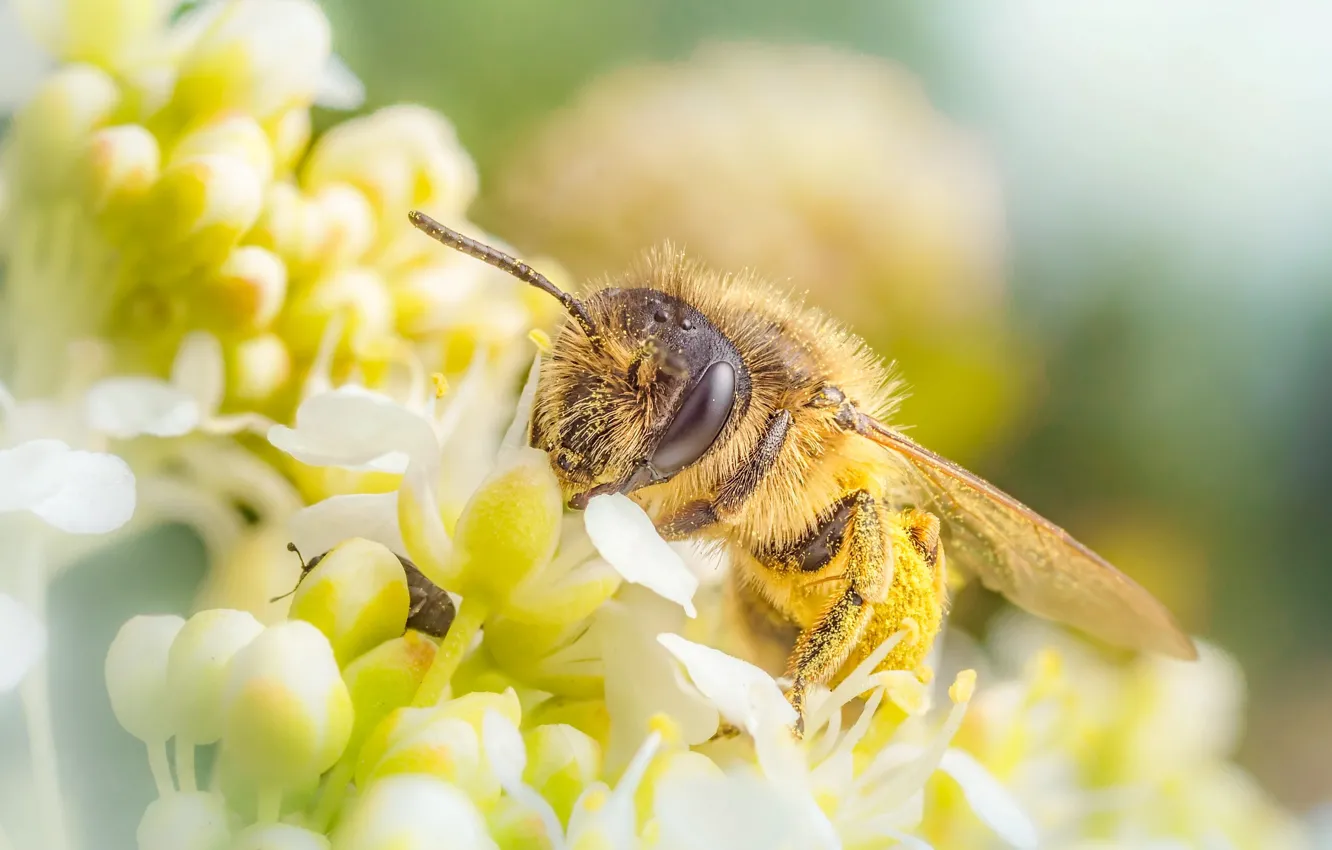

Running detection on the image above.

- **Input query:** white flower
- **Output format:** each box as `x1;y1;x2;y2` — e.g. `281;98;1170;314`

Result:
596;586;719;771
658;632;1039;849
0;437;135;532
482;708;662;850
86;332;271;438
269;354;698;621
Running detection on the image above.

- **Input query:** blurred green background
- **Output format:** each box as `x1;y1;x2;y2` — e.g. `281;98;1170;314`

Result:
46;0;1331;825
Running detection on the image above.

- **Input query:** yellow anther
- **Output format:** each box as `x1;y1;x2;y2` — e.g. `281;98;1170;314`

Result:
914;663;935;685
528;328;552;353
648;712;682;747
949;668;977;705
581;787;609;813
430;372;449;398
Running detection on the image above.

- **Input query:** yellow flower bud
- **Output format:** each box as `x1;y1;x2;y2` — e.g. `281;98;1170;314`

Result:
310;184;376;269
9;65;119;194
167;608;265;745
173;0;332;120
171;115;276;185
356;710;493;804
331;775;496;850
105;614;185;743
141;155;264;274
525;724;602;825
342;631;437;757
288;538;411;667
221;620;353;789
136;791;231;850
527;697;611;746
355;689;522;799
268;109;313;177
301;105;478;226
452;448;563;609
281;267;394;356
228;333;292;402
249;182;323;271
84;124;159;214
390;258;483;336
200;246;288;331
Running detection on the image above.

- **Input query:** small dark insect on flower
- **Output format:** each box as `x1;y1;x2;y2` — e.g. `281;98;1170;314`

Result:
279;543;456;639
405;210;1196;735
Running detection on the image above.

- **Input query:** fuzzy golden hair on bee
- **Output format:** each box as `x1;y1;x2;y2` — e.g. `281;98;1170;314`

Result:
407;210;1197;734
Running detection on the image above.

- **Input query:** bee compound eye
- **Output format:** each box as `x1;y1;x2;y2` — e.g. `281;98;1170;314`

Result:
649;360;737;475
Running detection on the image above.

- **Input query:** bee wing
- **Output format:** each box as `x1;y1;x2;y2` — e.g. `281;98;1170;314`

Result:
861;416;1197;660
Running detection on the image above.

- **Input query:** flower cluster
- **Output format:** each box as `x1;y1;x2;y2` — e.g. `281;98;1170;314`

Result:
920;616;1311;850
104;357;1038;850
1;0;549;504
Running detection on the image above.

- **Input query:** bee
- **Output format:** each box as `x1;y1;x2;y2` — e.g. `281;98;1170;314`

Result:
281;543;457;639
407;211;1197;730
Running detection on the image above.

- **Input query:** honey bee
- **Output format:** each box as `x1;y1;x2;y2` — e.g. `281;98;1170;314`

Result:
408;211;1197;730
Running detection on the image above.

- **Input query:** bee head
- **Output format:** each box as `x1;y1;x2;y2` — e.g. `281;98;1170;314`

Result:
532;286;750;508
406;212;748;509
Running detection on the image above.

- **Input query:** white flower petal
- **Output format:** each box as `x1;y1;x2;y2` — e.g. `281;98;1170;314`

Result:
500;352;542;456
170;331;226;417
939;748;1039;850
656;632;796;737
0;594;46;692
480;709;526;787
654;772;837;850
288;492;407;559
585;494;697;616
86;378;201;438
597;589;718;771
480;710;566;847
0;439;136;533
268;386;437;473
314;53;365;110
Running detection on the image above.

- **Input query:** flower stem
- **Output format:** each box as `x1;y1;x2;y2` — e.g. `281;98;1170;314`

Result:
15;530;71;850
147;741;175;797
412;599;488;707
308;757;355;833
175;738;197;793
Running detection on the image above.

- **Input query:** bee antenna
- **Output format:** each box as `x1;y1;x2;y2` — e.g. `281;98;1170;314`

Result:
407;211;598;343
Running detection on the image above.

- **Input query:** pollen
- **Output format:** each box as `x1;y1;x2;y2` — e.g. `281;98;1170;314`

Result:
430;372;449;398
949;669;977;705
900;616;921;646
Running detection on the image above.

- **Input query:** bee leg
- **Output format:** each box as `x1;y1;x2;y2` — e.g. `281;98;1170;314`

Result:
657;409;794;539
786;491;886;736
